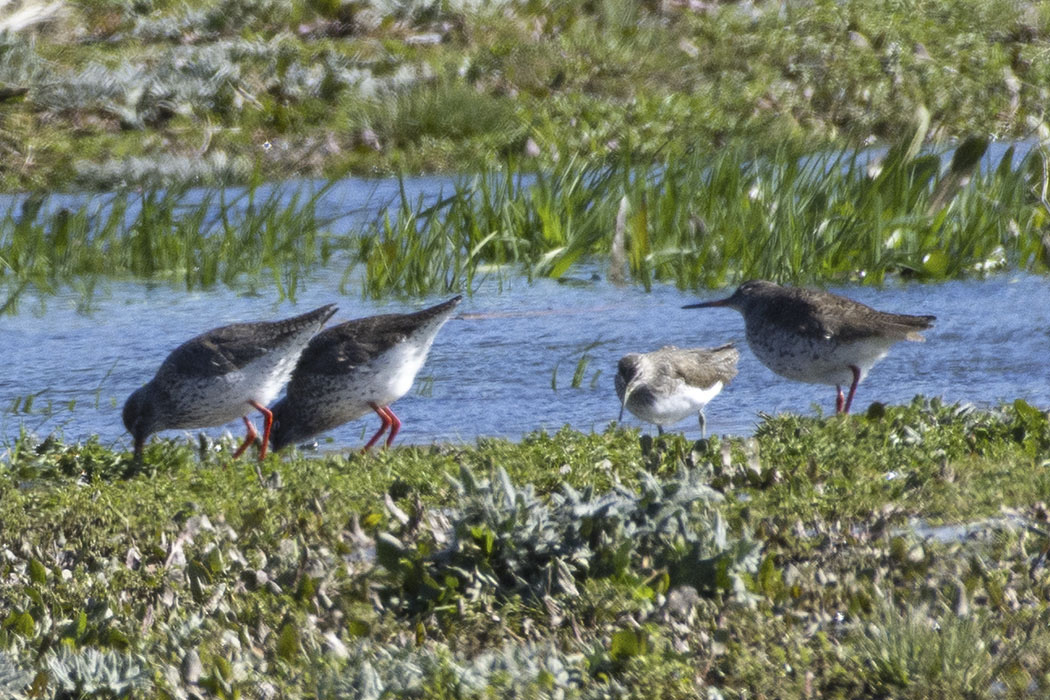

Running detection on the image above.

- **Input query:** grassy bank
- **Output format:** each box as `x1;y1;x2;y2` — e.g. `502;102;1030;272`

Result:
2;398;1050;697
0;0;1048;189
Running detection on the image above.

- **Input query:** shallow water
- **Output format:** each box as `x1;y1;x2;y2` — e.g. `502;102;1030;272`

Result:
2;266;1048;453
3;149;1049;452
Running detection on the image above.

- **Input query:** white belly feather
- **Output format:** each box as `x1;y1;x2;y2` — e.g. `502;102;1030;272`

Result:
629;381;724;426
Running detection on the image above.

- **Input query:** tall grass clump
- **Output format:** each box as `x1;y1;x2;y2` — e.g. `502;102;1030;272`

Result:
354;156;620;297
0;181;336;314
359;81;521;149
354;134;1050;297
843;598;1023;699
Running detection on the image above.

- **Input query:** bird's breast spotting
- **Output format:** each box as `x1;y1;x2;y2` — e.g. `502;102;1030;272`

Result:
746;325;893;385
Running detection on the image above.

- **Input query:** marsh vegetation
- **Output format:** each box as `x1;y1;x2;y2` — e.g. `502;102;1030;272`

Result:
0;0;1048;189
3;0;1050;696
1;400;1050;697
4;134;1050;312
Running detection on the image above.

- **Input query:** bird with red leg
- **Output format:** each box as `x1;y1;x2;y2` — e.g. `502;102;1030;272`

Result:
122;304;337;462
683;280;934;414
269;296;461;453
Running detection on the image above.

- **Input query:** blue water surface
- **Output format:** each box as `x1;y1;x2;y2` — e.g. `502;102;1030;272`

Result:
2;155;1049;452
2;264;1047;452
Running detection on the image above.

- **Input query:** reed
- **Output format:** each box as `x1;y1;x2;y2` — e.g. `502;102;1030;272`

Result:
2;138;1047;312
0;181;334;313
353;137;1050;296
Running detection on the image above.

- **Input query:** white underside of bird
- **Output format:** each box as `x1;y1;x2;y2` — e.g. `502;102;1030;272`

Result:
164;346;306;428
294;340;431;429
747;327;899;387
624;380;724;427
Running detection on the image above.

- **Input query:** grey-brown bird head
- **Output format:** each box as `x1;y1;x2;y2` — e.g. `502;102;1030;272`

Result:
267;398;292;452
122;385;159;458
681;279;778;316
268;397;311;452
614;354;645;421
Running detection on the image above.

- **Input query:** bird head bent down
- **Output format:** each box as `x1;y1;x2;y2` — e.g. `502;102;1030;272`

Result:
267;398;292;452
268;398;312;453
122;386;157;459
615;354;644;421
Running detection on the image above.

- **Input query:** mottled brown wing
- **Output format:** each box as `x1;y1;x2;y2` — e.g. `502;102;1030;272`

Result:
290;316;409;378
803;289;936;342
158;304;337;378
763;288;934;342
831;308;936;342
657;344;739;389
290;297;462;378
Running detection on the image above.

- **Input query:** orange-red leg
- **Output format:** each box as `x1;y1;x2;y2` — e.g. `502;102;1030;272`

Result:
363;403;403;451
842;365;861;414
363;402;391;451
835;386;845;414
250;400;273;461
231;401;273;461
232;416;258;459
382;406;402;447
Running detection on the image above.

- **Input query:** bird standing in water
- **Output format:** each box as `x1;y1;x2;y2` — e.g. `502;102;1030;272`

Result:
683;280;935;414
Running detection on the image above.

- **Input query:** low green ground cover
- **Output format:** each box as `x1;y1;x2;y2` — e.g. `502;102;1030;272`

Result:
0;0;1048;189
2;397;1049;697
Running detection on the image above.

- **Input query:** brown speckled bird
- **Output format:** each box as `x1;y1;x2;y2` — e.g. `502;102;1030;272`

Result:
683;280;935;414
269;296;461;452
122;304;337;460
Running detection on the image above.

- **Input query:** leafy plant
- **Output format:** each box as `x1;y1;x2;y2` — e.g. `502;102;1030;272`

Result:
44;647;150;698
375;465;761;612
0;652;30;700
315;639;586;699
